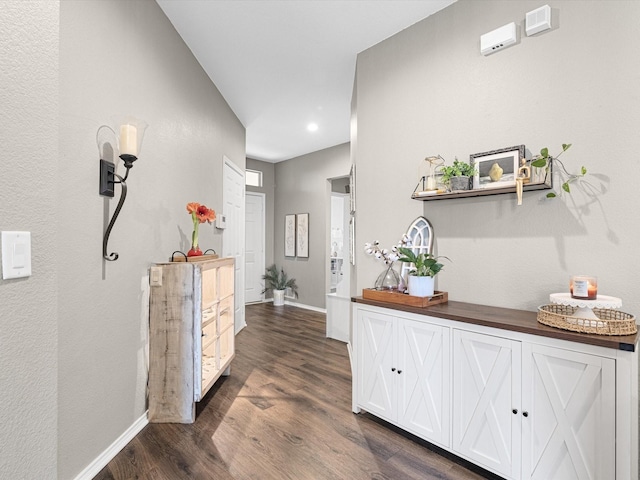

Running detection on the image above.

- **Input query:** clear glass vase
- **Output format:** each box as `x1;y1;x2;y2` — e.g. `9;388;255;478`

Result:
375;264;402;291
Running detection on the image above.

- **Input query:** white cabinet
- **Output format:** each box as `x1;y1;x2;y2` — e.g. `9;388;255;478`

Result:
352;302;636;480
355;307;450;447
452;329;521;479
148;257;235;423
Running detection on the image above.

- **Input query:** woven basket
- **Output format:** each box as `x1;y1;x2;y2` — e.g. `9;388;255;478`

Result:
537;304;637;336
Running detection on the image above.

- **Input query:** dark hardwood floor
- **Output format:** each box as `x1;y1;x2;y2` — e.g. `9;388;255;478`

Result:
94;303;490;480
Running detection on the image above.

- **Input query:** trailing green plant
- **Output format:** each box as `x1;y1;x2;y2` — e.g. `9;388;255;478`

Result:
530;143;587;198
397;247;449;277
439;157;476;185
261;264;298;297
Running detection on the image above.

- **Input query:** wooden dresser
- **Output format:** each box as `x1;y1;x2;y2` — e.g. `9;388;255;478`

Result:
148;257;235;423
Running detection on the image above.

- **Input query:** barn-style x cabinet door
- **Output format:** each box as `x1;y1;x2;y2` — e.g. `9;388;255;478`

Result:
397;318;450;447
355;308;395;421
521;343;615;480
452;329;521;479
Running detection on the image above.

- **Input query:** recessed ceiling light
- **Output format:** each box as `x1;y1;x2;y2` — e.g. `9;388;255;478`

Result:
307;123;319;132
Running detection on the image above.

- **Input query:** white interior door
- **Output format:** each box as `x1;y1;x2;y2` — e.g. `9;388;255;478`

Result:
222;157;246;333
245;192;265;304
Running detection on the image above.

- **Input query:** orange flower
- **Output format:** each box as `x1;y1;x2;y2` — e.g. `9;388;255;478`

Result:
186;202;200;214
195;204;216;224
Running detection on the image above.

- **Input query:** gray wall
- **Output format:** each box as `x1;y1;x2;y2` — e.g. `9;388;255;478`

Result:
57;1;245;478
0;2;59;478
275;143;351;309
355;0;640;314
247;158;276;269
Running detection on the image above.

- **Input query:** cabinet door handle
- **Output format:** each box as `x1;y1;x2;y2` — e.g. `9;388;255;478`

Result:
391;367;396;372
512;409;518;414
522;411;529;418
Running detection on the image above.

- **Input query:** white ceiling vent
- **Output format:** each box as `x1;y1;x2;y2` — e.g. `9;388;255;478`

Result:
526;5;552;36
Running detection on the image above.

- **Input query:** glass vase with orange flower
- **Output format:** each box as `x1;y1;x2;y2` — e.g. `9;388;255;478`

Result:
186;202;216;256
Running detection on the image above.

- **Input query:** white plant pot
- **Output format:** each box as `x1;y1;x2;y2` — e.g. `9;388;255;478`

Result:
407;275;435;297
273;289;285;306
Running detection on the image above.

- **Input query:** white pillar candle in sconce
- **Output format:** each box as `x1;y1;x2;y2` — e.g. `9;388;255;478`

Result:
120;124;138;157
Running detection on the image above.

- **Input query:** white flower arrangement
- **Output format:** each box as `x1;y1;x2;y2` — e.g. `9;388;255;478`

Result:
364;235;411;265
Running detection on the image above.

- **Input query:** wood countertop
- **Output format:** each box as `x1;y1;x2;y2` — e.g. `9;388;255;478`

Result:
352;297;638;352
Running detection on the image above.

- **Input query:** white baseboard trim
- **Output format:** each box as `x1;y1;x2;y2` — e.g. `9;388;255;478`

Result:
74;411;149;480
284;300;327;313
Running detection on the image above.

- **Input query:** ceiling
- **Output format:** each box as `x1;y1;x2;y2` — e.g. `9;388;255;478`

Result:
156;0;457;163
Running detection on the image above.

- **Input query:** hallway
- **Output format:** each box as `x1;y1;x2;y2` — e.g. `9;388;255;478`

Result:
95;304;487;479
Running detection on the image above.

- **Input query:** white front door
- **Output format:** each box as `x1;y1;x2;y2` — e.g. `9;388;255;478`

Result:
222;157;246;333
245;192;265;303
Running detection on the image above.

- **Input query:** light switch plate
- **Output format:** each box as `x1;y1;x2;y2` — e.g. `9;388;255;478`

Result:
149;266;162;286
1;231;32;279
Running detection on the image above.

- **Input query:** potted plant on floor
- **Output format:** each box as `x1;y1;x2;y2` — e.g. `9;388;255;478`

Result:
397;247;448;297
439;157;476;191
261;264;298;306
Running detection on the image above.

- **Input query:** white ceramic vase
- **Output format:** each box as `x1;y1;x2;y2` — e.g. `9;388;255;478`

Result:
273;289;285;306
407;275;435;297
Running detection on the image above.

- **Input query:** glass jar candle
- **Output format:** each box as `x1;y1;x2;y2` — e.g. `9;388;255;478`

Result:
570;275;597;300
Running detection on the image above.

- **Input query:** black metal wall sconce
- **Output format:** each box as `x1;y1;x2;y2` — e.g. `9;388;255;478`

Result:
98;116;148;261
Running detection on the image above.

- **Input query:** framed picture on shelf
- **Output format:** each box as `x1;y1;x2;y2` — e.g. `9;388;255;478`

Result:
284;214;296;257
470;145;524;190
296;213;309;258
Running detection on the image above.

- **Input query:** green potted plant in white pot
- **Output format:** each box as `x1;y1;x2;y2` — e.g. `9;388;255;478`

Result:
261;264;298;306
439;157;476;191
397;247;448;297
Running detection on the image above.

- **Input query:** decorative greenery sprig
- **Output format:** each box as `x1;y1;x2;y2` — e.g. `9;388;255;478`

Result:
397;247;449;277
530;143;587;198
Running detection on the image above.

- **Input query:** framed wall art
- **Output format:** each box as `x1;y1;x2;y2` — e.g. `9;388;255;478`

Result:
470;145;525;190
284;214;296;257
296;213;309;258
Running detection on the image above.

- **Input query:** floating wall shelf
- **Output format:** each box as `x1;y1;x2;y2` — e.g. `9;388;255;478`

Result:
412;160;553;202
411;180;551;202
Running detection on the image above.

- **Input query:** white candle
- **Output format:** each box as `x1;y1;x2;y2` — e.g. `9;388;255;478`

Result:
120;124;138;156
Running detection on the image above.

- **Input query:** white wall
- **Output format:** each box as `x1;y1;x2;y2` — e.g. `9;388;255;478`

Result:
274;143;351;309
0;2;59;478
57;1;245;478
355;0;640;314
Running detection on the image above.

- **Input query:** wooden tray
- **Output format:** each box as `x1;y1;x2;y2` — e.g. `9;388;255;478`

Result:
362;289;448;308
